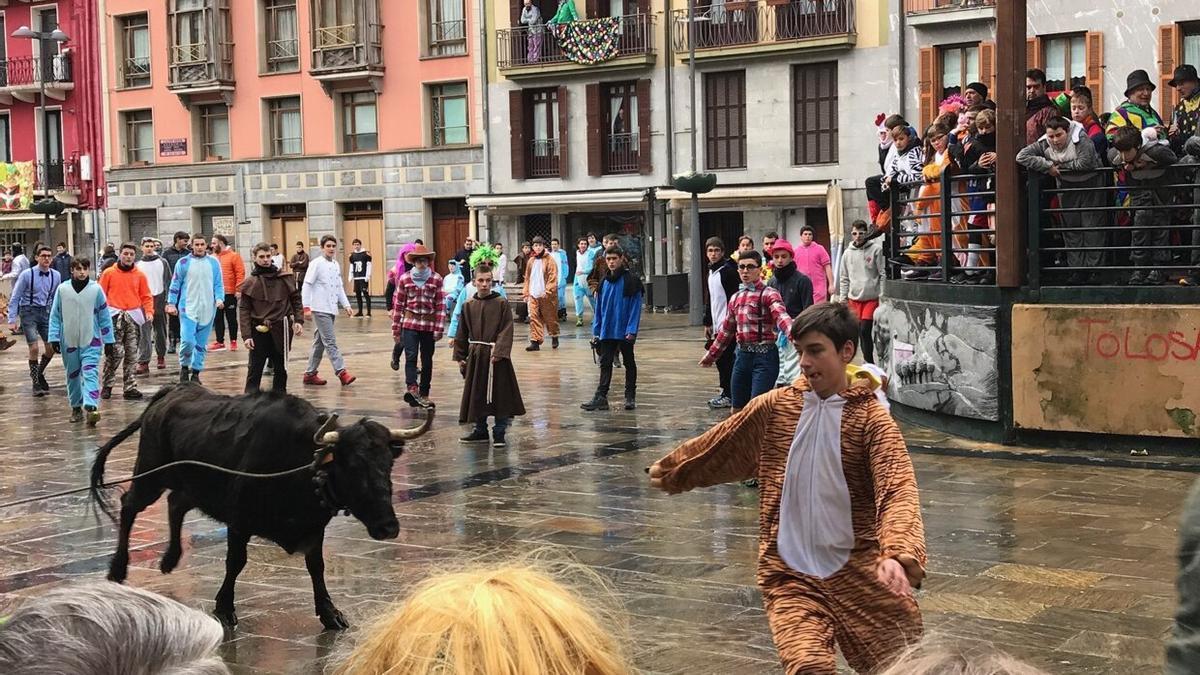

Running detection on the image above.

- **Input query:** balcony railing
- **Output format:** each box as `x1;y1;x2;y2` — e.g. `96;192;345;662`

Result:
34;156;80;193
673;0;855;51
122;56;151;87
429;18;467;56
529;139;561;178
168;41;234;87
311;22;384;73
0;54;73;88
904;0;995;14
605;132;640;174
498;13;656;69
267;38;299;68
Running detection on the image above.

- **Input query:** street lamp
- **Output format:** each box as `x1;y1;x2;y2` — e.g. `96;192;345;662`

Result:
12;24;69;246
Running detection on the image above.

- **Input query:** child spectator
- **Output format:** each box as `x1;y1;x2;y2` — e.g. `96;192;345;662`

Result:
1070;86;1108;160
1109;125;1178;285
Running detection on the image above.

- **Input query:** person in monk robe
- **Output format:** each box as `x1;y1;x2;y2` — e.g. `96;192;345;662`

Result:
453;264;525;448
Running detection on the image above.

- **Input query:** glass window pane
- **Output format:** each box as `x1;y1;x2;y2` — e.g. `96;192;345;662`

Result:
1069;36;1086;81
1045;38;1066;83
965;46;979;84
354;102;377;135
133;26;150;59
445;98;467;144
1186;33;1200;72
942;49;961;90
533;101;548;141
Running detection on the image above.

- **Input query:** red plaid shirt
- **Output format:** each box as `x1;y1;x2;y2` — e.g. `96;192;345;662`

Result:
391;272;446;338
702;281;791;365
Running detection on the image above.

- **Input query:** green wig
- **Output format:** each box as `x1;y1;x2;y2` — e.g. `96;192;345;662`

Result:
470;244;501;269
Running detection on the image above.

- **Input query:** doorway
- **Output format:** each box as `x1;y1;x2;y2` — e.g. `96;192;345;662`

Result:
339;201;385;294
197;206;235;242
566;211;645;278
268;204;309;268
126;210;158;244
431;198;469;275
699;211;744;254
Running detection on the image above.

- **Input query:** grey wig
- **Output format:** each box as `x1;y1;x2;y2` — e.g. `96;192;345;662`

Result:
0;581;228;674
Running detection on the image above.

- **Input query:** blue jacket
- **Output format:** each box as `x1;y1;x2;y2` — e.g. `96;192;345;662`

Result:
592;269;642;340
447;283;508;338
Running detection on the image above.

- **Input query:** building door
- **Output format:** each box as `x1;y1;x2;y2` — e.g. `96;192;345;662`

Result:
198;206;236;243
431;198;469;273
340;202;385;294
699;211;744;255
268;204;309;269
126;210;158;244
805;207;831;252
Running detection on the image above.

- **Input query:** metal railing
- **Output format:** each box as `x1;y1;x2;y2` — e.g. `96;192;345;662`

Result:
673;0;855;51
887;168;998;285
1027;166;1200;288
606;132;640;174
429;18;467;56
168;40;233;85
904;0;995;14
315;24;355;48
497;13;656;69
34;156;80;192
0;54;73;87
122;56;151;87
311;22;384;71
529;138;561;178
267;38;299;67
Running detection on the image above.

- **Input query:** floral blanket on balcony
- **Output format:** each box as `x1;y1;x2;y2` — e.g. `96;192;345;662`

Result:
0;163;34;212
553;17;621;65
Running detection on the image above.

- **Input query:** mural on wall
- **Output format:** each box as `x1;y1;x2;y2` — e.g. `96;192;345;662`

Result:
1012;304;1200;439
873;298;999;422
0;163;35;211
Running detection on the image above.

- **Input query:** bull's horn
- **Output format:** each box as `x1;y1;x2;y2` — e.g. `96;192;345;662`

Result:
318;431;340;446
390;409;434;441
314;413;340;447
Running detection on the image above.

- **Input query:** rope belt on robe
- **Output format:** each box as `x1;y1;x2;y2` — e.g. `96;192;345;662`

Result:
469;340;497;403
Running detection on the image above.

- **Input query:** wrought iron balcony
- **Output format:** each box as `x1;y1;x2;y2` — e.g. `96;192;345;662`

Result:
905;0;995;14
673;0;855;54
498;13;656;71
121;56;151;88
529;139;561;178
0;54;74;102
605;132;640;174
168;41;234;91
904;0;995;25
34;156;81;194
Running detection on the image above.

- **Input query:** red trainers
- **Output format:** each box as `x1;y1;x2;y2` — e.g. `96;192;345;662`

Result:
156;356;166;370
230;340;238;351
303;372;327;385
135;362;150;375
337;369;356;386
209;342;226;351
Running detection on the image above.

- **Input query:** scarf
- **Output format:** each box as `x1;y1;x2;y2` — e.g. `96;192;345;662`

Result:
774;261;797;282
604;267;643;298
251;263;278;277
117;261;135;272
411;266;432;288
71;278;88;293
1027;95;1056;114
142;253;160;262
708;258;730;273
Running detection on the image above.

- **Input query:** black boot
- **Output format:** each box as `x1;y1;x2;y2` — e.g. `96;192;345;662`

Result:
460;427;489;443
37;354;52;392
190;369;202;384
525;341;540;352
552;336;559;349
179;367;191;383
70;407;83;423
580;395;609;411
29;360;45;397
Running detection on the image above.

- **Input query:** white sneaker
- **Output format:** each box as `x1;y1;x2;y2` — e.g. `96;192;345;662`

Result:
707;395;731;409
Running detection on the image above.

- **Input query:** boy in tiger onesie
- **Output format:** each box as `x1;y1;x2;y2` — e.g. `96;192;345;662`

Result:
649;302;925;674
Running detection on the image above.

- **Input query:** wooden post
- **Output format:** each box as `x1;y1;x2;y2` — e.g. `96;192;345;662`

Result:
994;0;1026;288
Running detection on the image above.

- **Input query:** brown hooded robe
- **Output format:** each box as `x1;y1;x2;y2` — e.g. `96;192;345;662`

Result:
453;291;526;422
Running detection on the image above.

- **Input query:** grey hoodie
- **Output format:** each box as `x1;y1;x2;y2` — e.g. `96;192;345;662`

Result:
837;236;885;302
1015;120;1102;183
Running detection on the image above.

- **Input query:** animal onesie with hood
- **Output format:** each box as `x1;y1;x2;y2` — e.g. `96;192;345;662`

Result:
573;243;602;318
1016;119;1106;272
453;288;526;434
767;252;814;387
99;263;154;394
168;252;225;375
136;250;172;365
552;247;570;317
523;249;560;344
48;276;115;411
652;369;926;674
238;262;303;393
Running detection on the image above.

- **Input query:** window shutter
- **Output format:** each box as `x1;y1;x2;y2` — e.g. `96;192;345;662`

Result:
637;0;650;14
1085;32;1104;112
510;90;526;180
585;0;599;18
1159;24;1179;114
511;0;522;28
1026;37;1042;71
637;79;652;174
918;47;935;131
586;83;602;177
980;41;996;103
557;86;570;179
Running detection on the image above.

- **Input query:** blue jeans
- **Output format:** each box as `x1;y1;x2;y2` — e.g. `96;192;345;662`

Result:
473;416;511;436
730;346;779;410
18;305;50;344
403;329;435;396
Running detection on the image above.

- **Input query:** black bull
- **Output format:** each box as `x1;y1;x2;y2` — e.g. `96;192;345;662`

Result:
89;384;433;630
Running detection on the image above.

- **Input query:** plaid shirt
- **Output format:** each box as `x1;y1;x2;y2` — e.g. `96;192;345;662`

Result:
702;281;791;365
391;271;446;338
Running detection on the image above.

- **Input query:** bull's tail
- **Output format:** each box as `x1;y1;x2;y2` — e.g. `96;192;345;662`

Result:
89;386;175;521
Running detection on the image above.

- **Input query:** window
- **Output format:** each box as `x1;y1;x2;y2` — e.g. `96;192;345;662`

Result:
529;89;560;178
1185;25;1200;71
342;91;378;152
793;62;838;165
123;110;154;164
171;0;207;63
1041;33;1085;94
940;43;978;100
265;0;299;72
430;82;469;146
427;0;466;56
120;14;151;87
704;70;746;170
603;82;639;174
199;104;230;160
268;97;302;156
0;115;10;164
318;0;356;28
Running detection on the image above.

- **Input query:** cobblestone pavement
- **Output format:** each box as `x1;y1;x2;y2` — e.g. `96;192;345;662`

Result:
0;314;1190;673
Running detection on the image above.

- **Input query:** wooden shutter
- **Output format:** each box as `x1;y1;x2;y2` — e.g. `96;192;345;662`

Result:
918;47;935;131
585;0;599;18
636;0;650;14
510;90;526;180
1085;32;1104;112
511;0;522;28
586;83;602;177
1026;37;1042;71
980;41;996;103
1159;24;1179;114
557;86;570;179
637;79;652;174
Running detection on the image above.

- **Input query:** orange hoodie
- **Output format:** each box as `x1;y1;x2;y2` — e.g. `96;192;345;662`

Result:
216;249;246;296
99;265;154;318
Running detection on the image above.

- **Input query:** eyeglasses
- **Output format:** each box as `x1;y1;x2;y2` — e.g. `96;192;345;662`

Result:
737;264;759;270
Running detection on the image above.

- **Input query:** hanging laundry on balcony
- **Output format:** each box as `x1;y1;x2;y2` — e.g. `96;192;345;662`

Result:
0;163;35;212
556;17;622;65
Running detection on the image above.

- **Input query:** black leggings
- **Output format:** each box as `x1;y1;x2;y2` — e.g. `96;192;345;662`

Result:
859;320;875;364
354;279;371;315
213;294;238;343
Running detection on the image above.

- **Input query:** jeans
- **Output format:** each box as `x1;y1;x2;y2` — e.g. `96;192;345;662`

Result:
245;336;287;393
715;340;735;397
17;305;49;344
595;339;637;399
305;311;345;374
213;293;238;343
730;346;779;410
404;329;435;395
473;416;511;436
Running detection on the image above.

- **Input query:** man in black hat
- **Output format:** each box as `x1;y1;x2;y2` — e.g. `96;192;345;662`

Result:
1105;69;1167;141
963;82;996;111
1168;64;1200;154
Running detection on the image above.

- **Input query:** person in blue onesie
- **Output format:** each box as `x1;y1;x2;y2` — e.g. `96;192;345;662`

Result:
572;234;602;326
447;245;507;340
48;257;115;426
550;238;570;321
166;235;224;383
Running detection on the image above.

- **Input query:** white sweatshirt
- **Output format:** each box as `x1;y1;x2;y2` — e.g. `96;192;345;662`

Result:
301;255;351;315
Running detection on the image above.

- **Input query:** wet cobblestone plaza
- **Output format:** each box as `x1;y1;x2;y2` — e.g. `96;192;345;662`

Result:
0;314;1191;674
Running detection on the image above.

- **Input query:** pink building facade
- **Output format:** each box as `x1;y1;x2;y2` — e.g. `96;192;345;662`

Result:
101;0;482;290
0;0;105;253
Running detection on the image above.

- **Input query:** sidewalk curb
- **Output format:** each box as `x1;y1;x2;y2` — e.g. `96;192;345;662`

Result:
908;443;1200;473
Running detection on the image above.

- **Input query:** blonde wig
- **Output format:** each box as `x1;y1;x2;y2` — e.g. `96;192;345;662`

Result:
878;642;1050;675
